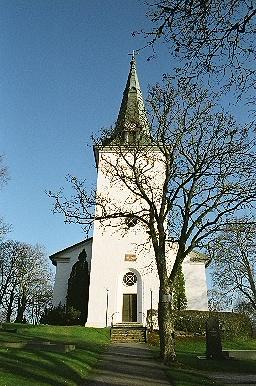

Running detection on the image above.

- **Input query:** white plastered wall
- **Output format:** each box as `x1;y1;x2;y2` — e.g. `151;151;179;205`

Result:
183;260;208;310
166;243;209;311
86;149;209;327
86;149;164;327
52;240;92;306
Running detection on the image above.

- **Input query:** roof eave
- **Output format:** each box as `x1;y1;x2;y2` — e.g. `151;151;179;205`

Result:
49;237;93;266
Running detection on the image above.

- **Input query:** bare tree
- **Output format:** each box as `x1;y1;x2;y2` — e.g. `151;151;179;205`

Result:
0;240;53;323
49;78;255;362
0;155;8;188
209;219;256;315
0;240;19;308
140;1;255;99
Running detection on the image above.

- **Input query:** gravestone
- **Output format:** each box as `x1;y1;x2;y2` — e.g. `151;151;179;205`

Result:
206;316;223;359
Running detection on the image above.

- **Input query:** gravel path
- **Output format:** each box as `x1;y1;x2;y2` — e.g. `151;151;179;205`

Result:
83;342;256;386
83;343;171;386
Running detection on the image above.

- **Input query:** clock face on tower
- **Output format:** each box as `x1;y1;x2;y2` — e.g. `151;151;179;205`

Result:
124;121;137;131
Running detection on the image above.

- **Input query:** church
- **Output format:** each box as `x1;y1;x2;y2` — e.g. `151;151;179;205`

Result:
50;55;209;328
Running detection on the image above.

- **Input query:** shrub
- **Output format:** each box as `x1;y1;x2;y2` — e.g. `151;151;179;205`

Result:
172;310;252;339
40;304;81;326
147;330;160;346
147;309;252;339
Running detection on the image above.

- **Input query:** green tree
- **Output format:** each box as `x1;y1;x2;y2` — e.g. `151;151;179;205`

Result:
66;249;90;325
172;265;187;311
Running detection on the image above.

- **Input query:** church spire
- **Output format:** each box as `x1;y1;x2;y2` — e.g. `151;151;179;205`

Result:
104;53;151;145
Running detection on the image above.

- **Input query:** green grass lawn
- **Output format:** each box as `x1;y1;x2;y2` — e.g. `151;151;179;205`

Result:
1;324;255;386
166;336;256;386
0;323;110;386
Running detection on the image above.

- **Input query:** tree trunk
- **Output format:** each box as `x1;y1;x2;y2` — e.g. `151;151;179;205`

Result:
158;285;176;363
0;274;12;307
15;292;27;323
6;286;15;322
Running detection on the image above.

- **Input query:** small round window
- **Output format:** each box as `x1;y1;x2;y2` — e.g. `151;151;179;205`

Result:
123;272;137;286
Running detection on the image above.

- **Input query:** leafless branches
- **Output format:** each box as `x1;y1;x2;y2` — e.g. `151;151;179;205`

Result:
140;1;256;97
49;77;255;362
49;77;256;284
0;155;8;189
209;219;256;314
0;241;53;323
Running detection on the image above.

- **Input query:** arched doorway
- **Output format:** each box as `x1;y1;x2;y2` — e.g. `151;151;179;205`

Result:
122;272;137;322
121;270;142;322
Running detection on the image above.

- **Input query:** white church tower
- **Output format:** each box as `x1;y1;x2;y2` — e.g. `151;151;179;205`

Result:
50;55;209;327
86;55;208;327
87;54;159;327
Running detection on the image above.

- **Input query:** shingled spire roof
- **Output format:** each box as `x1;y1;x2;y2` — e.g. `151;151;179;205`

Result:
103;53;151;145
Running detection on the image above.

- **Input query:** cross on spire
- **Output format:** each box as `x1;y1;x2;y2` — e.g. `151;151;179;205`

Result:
100;51;151;146
128;50;139;62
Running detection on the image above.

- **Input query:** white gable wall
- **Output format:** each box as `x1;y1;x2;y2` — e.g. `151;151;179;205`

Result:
166;243;209;311
52;240;92;307
183;260;208;310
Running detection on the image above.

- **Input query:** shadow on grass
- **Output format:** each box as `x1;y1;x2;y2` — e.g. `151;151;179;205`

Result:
0;345;103;386
177;351;256;374
0;325;111;385
0;349;65;386
149;342;256;386
166;367;220;386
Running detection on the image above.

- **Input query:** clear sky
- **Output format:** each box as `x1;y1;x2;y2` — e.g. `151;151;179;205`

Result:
0;0;171;258
0;0;252;267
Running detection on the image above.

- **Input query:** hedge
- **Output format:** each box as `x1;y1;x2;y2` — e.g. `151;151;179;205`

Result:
147;309;252;339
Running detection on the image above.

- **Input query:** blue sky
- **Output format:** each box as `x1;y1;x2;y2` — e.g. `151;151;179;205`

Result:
0;0;171;257
0;0;253;266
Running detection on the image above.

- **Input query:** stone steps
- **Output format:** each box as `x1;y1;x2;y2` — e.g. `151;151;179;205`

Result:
111;323;146;343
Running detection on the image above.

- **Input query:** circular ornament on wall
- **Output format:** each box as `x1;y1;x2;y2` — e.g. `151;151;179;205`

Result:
123;272;137;286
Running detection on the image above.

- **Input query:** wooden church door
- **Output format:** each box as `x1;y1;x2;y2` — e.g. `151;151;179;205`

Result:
122;294;137;322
